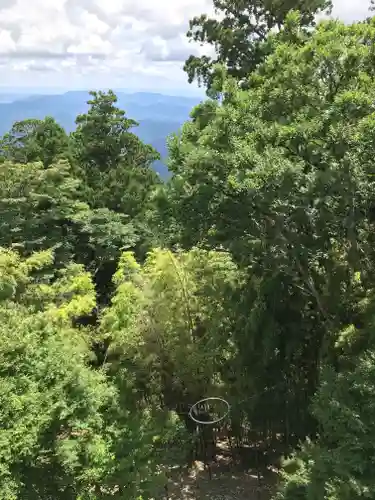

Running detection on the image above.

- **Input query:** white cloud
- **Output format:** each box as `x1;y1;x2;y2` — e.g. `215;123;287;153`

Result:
0;0;371;91
0;29;15;53
0;0;214;90
332;0;371;22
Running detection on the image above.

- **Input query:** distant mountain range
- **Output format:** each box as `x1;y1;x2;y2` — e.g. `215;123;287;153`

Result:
0;91;203;178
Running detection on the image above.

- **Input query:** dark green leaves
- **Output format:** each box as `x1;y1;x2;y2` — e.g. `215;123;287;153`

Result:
0;117;70;167
184;0;332;91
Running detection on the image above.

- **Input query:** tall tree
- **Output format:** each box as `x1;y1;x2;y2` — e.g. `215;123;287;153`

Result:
70;90;163;302
184;0;332;91
165;12;375;446
71;90;161;217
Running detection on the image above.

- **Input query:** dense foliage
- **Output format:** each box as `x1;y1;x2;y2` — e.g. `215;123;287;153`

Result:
184;0;332;92
2;3;375;499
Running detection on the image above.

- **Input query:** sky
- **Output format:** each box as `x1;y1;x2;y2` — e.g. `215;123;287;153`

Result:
0;0;372;94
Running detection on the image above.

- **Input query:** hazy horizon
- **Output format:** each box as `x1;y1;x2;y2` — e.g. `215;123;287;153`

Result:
0;86;205;98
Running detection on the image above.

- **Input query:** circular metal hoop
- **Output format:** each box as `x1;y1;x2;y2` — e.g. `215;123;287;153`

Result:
188;397;230;425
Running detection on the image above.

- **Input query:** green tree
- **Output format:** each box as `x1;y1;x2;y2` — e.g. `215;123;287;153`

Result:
100;247;240;407
0;247;186;499
165;13;375;448
184;0;332;91
70;90;164;303
0;159;137;281
71;90;161;217
98;247;241;475
0;117;70;167
276;348;375;499
0;247;109;499
275;277;375;498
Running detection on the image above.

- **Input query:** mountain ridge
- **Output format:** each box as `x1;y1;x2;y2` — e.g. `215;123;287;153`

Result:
0;90;202;178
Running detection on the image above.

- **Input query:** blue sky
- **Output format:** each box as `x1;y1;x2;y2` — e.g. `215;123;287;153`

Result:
0;0;371;94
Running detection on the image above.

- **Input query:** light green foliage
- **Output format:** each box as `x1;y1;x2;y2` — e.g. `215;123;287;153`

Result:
0;159;137;282
0;248;113;498
102;247;240;404
0;248;185;499
0;159;87;259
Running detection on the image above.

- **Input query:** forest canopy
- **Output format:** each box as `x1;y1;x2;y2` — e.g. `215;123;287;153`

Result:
1;6;375;500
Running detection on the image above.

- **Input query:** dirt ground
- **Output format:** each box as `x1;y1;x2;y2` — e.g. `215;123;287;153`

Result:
163;455;278;500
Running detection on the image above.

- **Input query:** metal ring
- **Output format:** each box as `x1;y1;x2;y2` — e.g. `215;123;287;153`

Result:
188;397;230;425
